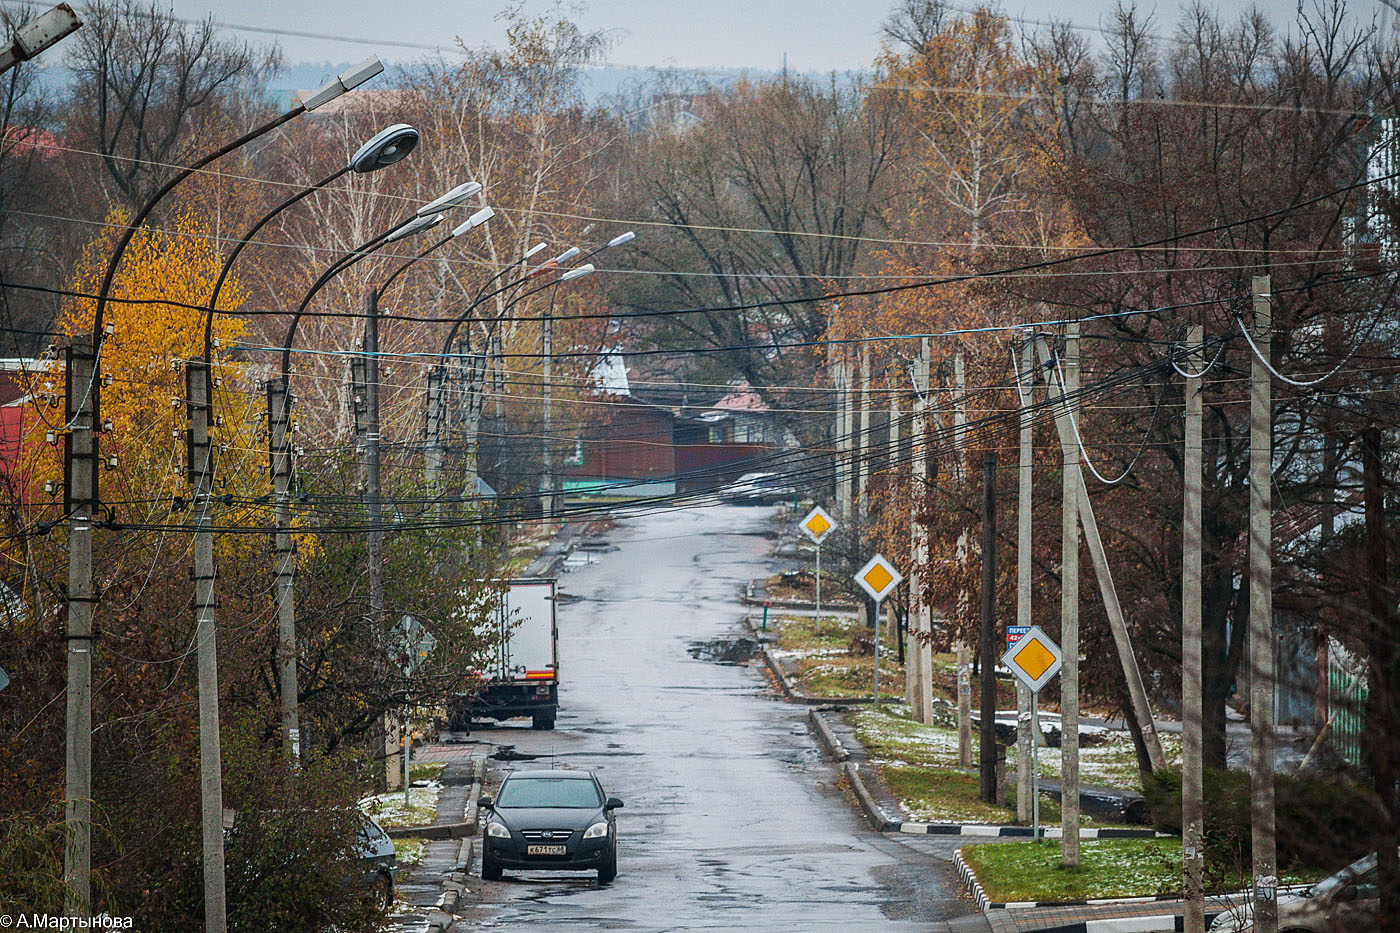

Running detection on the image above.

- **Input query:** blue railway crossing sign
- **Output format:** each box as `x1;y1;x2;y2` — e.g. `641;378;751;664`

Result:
1006;625;1030;647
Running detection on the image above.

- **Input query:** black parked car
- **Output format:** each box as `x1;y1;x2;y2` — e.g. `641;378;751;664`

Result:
479;769;623;884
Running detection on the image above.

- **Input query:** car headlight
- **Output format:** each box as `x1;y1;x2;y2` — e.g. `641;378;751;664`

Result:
582;822;609;840
486;821;511;839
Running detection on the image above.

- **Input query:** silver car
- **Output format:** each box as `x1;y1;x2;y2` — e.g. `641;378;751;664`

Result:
1209;852;1380;932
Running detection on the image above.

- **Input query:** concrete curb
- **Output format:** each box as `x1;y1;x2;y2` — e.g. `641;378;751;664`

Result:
386;822;474;840
955;847;991;911
808;709;849;762
741;594;858;612
895;822;1164;839
462;755;485;828
841;760;896;832
758;645;872;706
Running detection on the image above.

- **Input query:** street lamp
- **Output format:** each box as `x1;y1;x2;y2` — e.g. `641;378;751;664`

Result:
191;124;421;770
359;204;496;788
423;229;632;518
267;182;481;786
62;52;385;926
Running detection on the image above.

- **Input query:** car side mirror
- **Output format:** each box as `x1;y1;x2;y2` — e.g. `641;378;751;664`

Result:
604;797;623;810
478;795;493;810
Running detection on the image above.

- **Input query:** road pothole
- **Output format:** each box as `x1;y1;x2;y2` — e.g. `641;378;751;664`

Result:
687;637;759;665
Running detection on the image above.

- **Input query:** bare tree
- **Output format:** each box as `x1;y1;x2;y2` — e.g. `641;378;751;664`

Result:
67;0;279;209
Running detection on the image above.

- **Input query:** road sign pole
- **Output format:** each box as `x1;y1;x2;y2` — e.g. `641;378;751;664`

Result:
1032;690;1040;840
873;598;880;706
815;544;821;625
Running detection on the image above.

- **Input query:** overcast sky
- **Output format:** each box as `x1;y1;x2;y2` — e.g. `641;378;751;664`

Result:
154;0;1358;75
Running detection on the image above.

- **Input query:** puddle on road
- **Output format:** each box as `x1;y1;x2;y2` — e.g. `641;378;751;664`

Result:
686;637;759;665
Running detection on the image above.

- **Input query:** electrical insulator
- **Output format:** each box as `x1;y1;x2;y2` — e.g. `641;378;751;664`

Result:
102;374;113;386
105;455;118;470
103;322;114;336
44;430;55;444
44;480;55;495
102;418;113;432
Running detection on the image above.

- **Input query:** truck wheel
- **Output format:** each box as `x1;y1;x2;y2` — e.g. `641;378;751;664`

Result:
532;713;555;731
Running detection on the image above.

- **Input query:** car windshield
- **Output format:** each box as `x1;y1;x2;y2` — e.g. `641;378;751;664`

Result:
496;778;602;809
1307;853;1377;898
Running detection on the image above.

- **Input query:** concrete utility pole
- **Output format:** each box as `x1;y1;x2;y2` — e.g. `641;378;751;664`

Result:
1182;325;1206;933
63;345;95;915
1034;338;1166;771
364;293;394;790
1248;275;1278;933
954;346;972;768
268;379;299;760
1015;335;1037;823
908;344;934;723
422;365;444;512
541;300;554;519
186;360;228;932
979;450;998;804
834;350;851;520
1059;324;1082;868
856;342;870;515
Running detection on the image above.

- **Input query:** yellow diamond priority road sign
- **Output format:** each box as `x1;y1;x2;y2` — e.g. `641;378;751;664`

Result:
1001;625;1063;693
854;553;902;603
800;505;836;544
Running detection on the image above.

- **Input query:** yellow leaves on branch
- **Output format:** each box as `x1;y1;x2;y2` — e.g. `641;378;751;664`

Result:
25;210;262;525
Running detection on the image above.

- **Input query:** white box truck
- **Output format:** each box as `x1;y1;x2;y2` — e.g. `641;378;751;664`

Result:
449;578;559;731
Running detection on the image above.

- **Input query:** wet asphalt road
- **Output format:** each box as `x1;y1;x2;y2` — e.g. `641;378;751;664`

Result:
455;503;981;931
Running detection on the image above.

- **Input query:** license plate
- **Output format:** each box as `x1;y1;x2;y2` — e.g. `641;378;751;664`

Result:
527;844;567;856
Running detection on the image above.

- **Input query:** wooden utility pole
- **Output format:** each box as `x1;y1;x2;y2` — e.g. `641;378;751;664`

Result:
1361;426;1400;925
954;346;972;767
1015;335;1037;822
1248;275;1277;933
1182;325;1206;933
1059;324;1082;868
979;451;998;804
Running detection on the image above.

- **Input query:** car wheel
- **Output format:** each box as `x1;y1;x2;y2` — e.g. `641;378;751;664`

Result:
481;853;503;881
596;843;617;884
376;871;393;911
532;713;555;730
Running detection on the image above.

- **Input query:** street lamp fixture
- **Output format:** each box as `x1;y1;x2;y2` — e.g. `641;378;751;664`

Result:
453;206;495;236
560;263;596;281
351;123;419;173
386;212;444;242
298;56;385;111
607;231;636;248
0;3;81;73
418;181;483;216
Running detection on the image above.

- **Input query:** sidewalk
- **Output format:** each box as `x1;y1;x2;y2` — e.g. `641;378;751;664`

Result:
391;743;485;933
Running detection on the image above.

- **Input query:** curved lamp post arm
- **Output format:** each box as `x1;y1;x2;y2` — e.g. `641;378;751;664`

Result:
90;56;385;351
375;234;452;302
202;165;353;363
279;230;394;381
